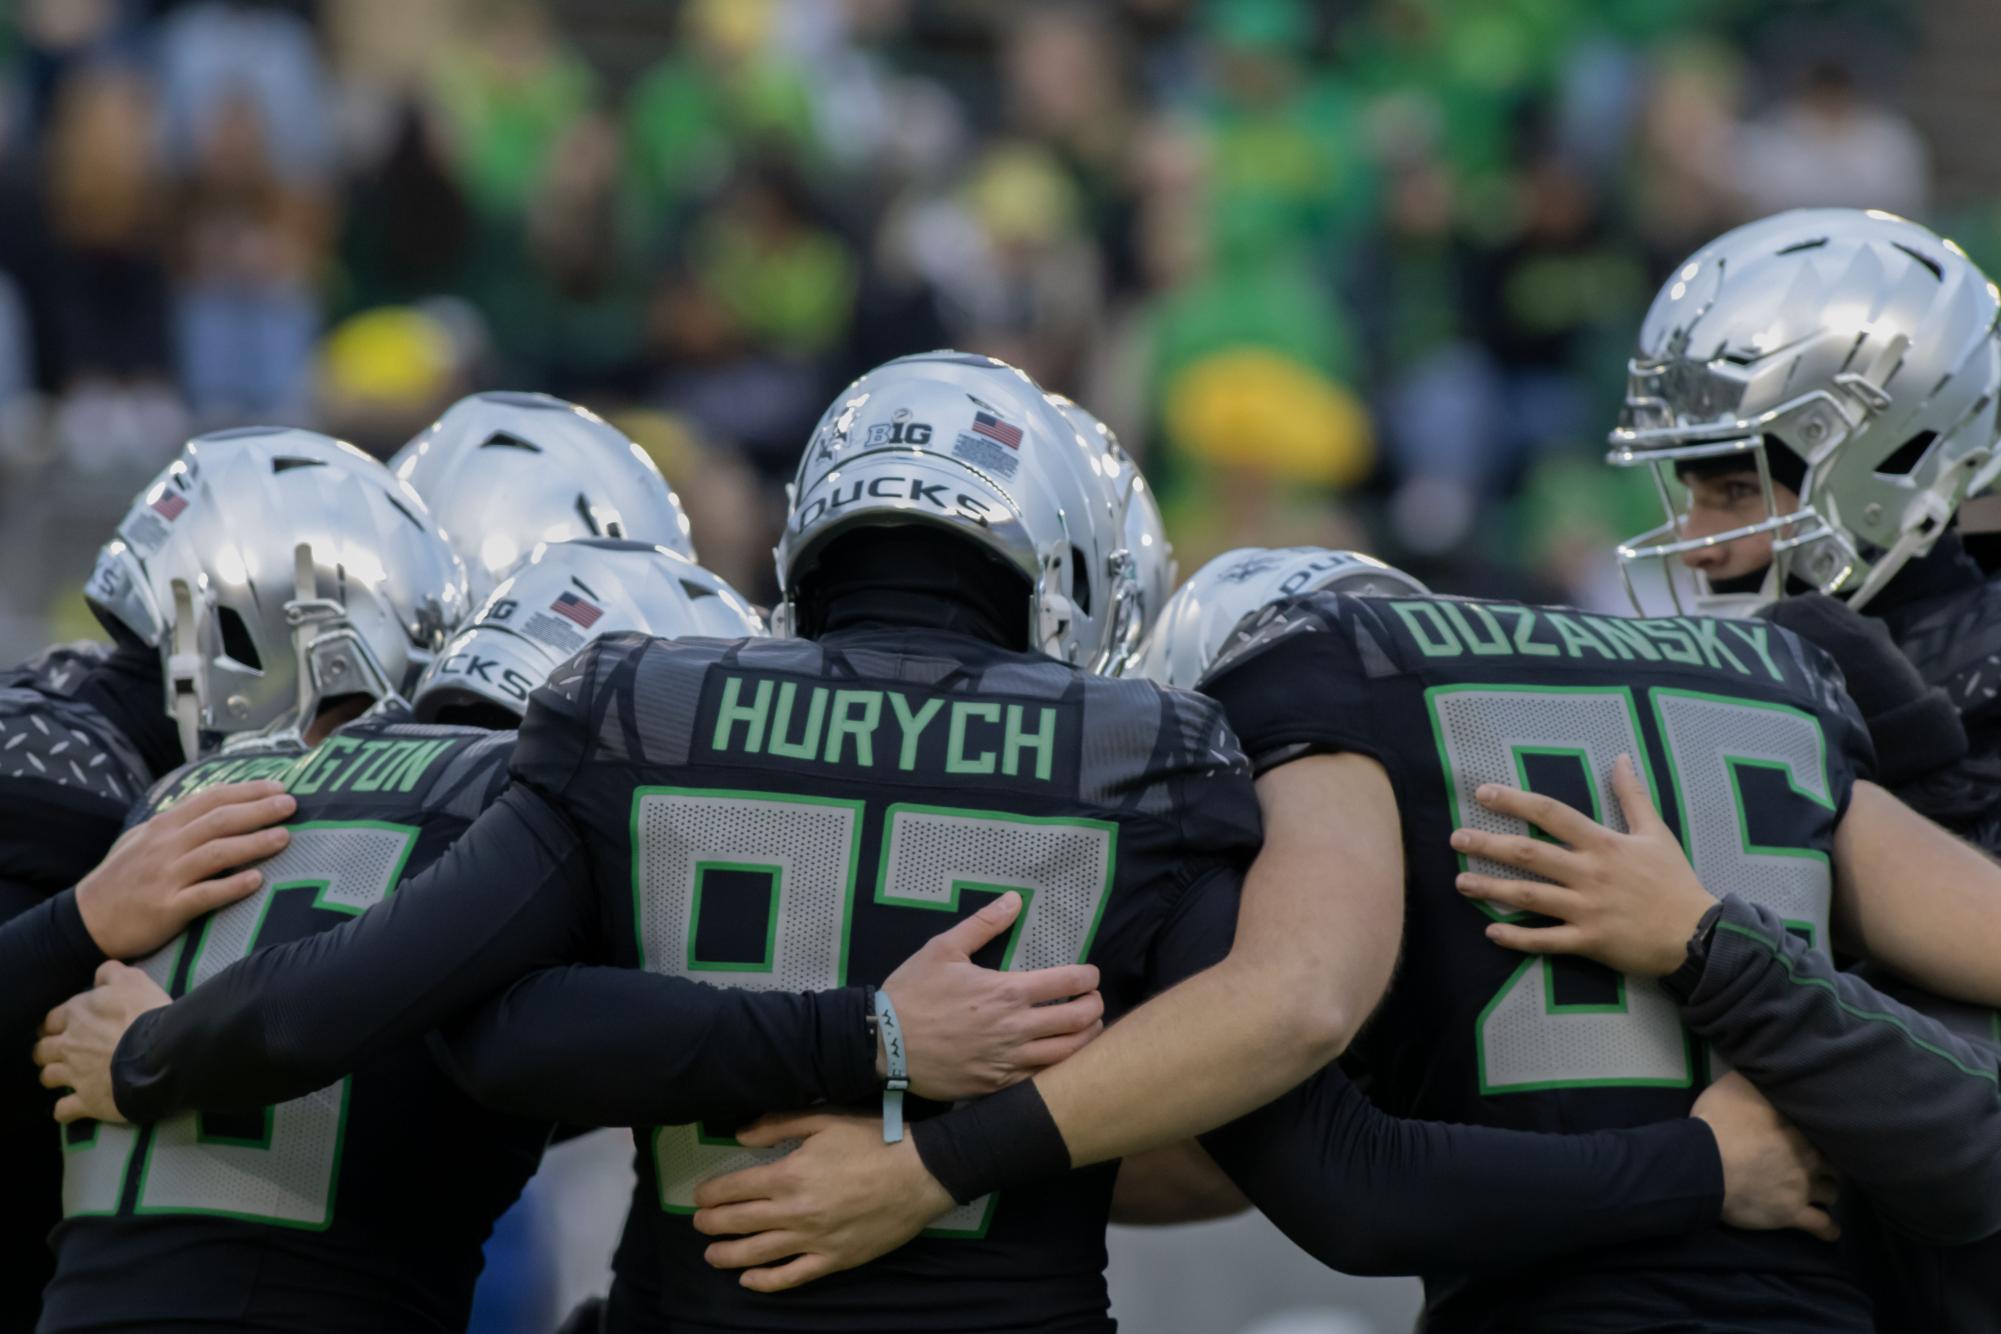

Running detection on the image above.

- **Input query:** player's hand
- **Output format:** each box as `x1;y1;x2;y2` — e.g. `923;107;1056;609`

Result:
75;780;294;960
1693;1072;1841;1241
691;1109;952;1291
1450;754;1716;976
36;962;171;1123
882;890;1103;1101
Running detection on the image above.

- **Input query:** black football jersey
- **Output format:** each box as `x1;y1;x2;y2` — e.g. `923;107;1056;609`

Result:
505;626;1262;1333
0;643;171;1331
1200;592;1878;1334
1861;567;2001;1332
40;714;549;1334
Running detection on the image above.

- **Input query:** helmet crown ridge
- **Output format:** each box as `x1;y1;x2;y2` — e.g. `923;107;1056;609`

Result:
1133;546;1427;688
390;391;696;605
1610;208;2001;614
775;351;1135;672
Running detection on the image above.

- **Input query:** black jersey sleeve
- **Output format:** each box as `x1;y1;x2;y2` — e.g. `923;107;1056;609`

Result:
1200;1065;1724;1275
435;966;879;1127
1195;595;1384;773
0;885;105;1034
113;781;600;1120
1668;894;2001;1246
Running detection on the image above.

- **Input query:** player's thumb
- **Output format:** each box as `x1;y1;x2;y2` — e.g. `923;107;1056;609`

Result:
933;891;1022;958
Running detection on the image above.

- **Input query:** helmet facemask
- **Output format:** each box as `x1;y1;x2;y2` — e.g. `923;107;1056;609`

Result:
1610;208;2001;618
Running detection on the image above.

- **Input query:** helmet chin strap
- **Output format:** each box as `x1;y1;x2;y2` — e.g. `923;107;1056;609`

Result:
166;576;205;762
283;541;400;743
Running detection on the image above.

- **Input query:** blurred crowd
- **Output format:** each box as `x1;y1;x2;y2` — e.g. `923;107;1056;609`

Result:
0;0;1957;627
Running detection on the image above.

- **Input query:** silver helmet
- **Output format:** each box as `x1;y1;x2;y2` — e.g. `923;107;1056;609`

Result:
1049;395;1176;676
412;539;764;724
1132;546;1427;689
774;351;1136;671
1610;208;2001;615
85;427;467;756
390;391;696;605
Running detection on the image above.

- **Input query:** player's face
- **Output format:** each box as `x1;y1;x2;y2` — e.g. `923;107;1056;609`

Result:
1675;469;1800;583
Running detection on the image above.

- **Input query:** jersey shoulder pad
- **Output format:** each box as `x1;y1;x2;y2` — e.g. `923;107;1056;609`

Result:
511;632;760;792
1076;672;1261;856
0;688;149;811
144;736;308;813
0;640;115;697
1197;590;1390;769
1897;579;2001;720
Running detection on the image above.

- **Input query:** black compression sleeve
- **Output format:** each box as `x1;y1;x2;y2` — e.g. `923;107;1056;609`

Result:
0;887;105;1034
1199;1065;1723;1275
435;967;879;1126
1669;893;2001;1246
911;1081;1069;1205
113;784;598;1121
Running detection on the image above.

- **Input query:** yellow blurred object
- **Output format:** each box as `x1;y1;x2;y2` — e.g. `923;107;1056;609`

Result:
1163;347;1374;488
964;144;1079;248
319;307;457;412
609;407;703;486
687;0;773;59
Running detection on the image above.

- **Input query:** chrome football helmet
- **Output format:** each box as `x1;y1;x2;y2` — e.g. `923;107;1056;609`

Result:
412;539;764;725
85;427;467;757
390;391;696;605
1610;208;2001;615
1132;546;1427;688
1049;395;1176;676
774;351;1136;671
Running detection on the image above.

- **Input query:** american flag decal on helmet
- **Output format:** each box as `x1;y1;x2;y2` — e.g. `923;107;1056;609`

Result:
971;411;1022;449
151;491;188;520
551;590;603;628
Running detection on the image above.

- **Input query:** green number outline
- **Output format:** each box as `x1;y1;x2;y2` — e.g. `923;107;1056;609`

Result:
632;787;865;1215
875;803;1116;1239
57;936;188;1217
1427;683;1656;925
127;819;416;1229
687;860;785;973
632;789;1118;1241
1652;687;1833;1047
1430;684;1691;1094
873;803;1117;972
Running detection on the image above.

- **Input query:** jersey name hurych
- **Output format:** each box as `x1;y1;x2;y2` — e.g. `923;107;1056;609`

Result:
509;626;1261;1334
1200;592;1877;1334
42;715;547;1334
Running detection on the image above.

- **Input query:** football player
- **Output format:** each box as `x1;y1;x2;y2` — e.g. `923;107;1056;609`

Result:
692;548;2001;1331
0;427;429;1326
36;522;1082;1333
1610;206;2001;1331
390;390;696;604
32;354;1194;1333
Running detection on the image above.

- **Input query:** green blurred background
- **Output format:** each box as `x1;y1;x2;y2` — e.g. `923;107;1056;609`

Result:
4;2;1998;1329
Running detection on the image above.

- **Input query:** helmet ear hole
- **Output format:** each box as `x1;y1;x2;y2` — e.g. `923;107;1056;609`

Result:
1070;545;1091;616
1875;430;1938;478
216;606;262;671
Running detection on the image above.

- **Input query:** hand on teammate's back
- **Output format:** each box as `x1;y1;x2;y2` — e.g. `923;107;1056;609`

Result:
75;780;295;960
1449;754;1717;976
691;1110;949;1292
1759;593;1967;785
881;891;1103;1101
35;961;171;1124
1692;1073;1841;1242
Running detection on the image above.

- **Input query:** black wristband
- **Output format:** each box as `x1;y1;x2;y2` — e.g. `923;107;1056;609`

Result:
910;1080;1069;1205
1663;900;1725;1003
